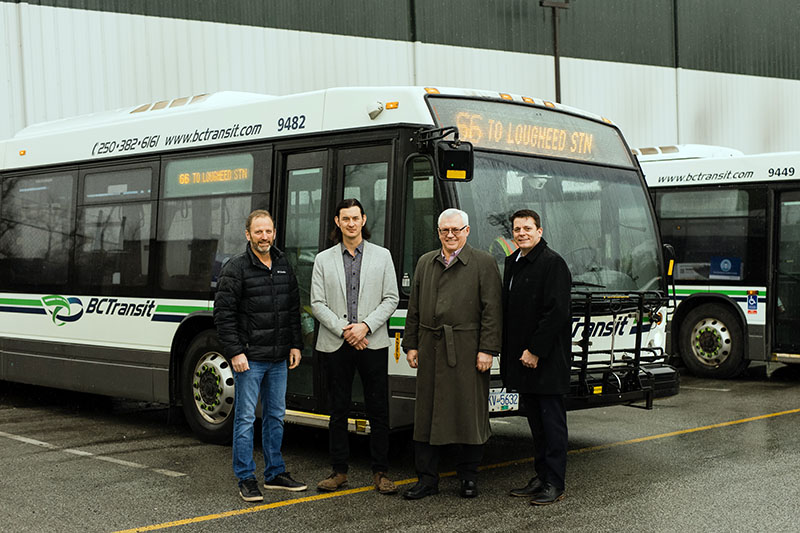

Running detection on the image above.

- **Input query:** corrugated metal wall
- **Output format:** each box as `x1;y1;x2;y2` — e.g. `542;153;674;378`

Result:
1;1;799;153
676;0;800;79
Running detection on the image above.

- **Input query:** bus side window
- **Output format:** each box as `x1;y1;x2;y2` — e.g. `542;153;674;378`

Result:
158;196;256;292
0;173;75;288
158;151;266;293
401;157;439;294
76;167;154;289
343;162;388;246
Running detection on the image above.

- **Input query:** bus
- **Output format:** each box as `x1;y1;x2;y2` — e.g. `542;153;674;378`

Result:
0;87;678;443
641;146;800;378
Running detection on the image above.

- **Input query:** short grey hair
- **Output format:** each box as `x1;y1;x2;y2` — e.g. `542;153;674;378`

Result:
438;208;469;228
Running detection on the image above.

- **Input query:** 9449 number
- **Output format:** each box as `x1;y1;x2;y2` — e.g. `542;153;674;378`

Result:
768;167;795;177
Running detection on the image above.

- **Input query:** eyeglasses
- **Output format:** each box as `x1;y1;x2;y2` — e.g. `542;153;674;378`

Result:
437;225;467;236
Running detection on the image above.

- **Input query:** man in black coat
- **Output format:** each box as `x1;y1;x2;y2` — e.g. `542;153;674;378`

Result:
214;209;307;502
501;209;572;505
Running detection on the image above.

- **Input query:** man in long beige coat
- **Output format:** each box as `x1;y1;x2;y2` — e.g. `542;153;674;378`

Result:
402;208;502;500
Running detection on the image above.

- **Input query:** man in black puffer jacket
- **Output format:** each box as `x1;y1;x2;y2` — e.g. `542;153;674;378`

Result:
214;209;307;502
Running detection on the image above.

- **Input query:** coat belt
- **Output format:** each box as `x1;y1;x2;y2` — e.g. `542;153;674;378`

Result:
420;322;480;367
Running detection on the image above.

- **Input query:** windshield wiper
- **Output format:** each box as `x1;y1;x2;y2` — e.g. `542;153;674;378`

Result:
572;281;606;288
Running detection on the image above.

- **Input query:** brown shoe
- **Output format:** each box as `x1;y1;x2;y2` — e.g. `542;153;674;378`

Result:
373;472;398;495
317;472;348;492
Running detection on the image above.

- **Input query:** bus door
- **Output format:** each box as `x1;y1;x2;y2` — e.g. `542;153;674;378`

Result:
773;190;800;356
279;145;394;420
280;151;328;413
331;145;393;417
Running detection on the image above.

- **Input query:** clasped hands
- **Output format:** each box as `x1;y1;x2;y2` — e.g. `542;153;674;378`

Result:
342;322;370;350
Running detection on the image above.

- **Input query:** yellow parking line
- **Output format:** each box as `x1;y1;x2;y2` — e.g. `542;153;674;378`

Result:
115;407;800;533
114;478;419;533
567;407;800;455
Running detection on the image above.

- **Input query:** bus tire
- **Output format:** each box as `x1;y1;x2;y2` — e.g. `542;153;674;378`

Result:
181;330;235;444
678;303;747;379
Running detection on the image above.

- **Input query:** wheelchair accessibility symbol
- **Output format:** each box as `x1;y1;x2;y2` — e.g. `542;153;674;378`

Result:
747;292;758;314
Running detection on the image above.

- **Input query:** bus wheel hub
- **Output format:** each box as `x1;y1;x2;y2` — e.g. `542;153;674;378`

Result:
196;365;221;408
191;352;235;424
691;318;731;366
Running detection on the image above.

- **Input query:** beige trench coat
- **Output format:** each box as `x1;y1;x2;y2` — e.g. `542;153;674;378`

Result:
402;245;503;445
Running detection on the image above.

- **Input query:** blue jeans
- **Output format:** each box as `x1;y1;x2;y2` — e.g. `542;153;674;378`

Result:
232;360;288;482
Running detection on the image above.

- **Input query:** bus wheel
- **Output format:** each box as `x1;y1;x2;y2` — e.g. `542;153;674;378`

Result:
181;330;235;444
678;304;747;379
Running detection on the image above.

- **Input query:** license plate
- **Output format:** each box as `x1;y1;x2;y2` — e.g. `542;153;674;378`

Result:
488;387;519;413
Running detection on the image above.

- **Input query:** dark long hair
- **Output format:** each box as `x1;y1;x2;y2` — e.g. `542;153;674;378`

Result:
329;198;371;243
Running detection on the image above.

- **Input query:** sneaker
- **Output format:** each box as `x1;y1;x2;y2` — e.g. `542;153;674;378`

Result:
373;472;398;495
238;478;264;502
317;471;348;492
264;472;308;492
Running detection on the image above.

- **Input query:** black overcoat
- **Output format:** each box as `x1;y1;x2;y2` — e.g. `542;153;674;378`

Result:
500;238;572;395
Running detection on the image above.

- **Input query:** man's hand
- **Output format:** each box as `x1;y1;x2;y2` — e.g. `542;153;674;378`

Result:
476;351;493;372
520;349;539;369
406;349;418;368
343;322;370;347
289;348;302;369
231;353;249;373
352;338;369;350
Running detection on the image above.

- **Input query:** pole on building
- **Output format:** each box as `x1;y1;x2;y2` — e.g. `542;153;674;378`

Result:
539;1;570;103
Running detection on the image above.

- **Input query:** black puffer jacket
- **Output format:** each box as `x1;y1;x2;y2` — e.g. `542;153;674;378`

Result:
213;245;303;362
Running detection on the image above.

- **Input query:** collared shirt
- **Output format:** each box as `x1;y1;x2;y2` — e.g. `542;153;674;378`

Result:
441;246;464;267
341;241;364;323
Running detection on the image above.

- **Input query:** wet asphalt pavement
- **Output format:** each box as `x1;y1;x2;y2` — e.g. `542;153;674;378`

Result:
2;362;800;532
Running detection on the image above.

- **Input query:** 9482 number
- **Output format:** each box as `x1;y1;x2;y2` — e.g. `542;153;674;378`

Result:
768;167;795;177
277;115;306;132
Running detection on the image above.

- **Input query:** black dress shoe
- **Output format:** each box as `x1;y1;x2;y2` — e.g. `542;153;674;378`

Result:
403;482;439;500
509;477;544;498
530;483;565;505
460;479;478;498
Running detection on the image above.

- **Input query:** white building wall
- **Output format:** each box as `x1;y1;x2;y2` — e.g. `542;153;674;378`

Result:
676;68;800;154
1;2;26;139
2;3;800;154
561;57;679;150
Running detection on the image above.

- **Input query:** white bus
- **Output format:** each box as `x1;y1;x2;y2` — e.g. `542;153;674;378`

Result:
0;87;678;443
642;147;800;378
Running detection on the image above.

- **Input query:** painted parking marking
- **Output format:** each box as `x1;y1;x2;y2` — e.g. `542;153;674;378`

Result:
0;430;186;477
115;406;800;533
681;386;732;392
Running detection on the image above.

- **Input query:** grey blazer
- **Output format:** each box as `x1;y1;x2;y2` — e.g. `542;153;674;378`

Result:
311;240;399;352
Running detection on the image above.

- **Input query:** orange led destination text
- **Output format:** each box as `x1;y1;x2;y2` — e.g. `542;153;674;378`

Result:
454;112;593;155
178;167;249;185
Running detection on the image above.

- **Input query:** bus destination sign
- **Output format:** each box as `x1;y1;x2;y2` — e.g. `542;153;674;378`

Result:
427;97;633;168
164;153;254;198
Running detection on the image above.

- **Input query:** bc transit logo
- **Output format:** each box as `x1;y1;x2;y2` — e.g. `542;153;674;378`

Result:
41;295;84;326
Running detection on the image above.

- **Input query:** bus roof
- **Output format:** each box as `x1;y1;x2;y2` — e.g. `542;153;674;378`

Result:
633;144;743;163
1;86;612;171
642;150;800;187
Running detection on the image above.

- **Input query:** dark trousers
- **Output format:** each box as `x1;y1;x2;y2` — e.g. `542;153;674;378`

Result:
414;440;484;486
522;393;568;491
326;344;390;474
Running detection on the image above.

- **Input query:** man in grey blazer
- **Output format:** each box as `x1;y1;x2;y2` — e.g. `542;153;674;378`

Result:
311;198;400;495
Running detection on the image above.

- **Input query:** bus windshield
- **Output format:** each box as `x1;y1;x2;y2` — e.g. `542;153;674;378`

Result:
459;151;662;292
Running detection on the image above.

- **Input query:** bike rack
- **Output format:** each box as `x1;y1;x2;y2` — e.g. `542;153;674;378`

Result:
569;290;669;410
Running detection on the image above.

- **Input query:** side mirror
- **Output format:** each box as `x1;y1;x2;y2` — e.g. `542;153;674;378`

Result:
663;243;675;284
663;243;676;309
435;140;473;182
